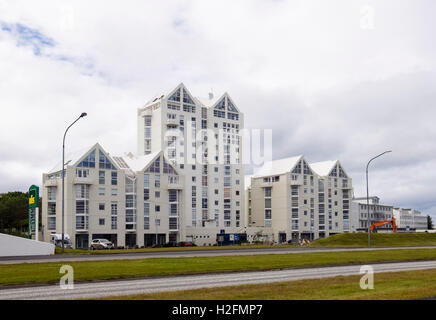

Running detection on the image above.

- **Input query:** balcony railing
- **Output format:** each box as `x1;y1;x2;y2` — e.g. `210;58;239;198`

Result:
73;177;93;185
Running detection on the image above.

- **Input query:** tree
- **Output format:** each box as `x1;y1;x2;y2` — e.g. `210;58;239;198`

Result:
428;215;434;230
0;191;29;233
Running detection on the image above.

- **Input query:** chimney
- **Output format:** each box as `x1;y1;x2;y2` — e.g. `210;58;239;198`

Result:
208;90;214;100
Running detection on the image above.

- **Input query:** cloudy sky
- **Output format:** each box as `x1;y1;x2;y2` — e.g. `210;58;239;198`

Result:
0;0;435;218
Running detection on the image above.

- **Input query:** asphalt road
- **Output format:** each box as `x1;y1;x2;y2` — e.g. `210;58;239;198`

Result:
1;260;435;300
1;246;435;265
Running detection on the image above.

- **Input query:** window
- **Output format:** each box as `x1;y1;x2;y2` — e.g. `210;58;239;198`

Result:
111;202;118;215
76;200;88;214
99;188;105;196
76;169;89;178
155;191;160;198
155;219;161;226
111;172;118;185
99;150;116;169
111;189;117;196
169;217;178;230
111;216;117;230
155;205;160;212
155;175;160;188
99;218;105;225
47;202;56;215
48;217;56;230
99;171;105;184
169;190;177;202
77;150;96;168
99;203;105;211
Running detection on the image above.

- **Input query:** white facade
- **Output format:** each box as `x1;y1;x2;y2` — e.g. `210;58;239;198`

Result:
351;196;393;232
137;83;245;236
393;208;428;230
41;144;185;248
246;156;353;242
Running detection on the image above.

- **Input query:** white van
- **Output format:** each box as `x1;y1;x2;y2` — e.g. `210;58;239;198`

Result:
50;234;73;249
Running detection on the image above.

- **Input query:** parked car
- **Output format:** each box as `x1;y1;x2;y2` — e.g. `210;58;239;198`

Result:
178;241;193;247
90;239;114;250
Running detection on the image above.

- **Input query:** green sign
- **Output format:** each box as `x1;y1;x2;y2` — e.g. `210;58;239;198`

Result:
28;185;39;208
28;185;39;239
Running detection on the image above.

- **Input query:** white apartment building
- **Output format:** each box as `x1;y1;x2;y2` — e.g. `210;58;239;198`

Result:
393;208;428;231
41;144;185;248
42;84;245;248
351;196;393;232
42;143;128;248
246;156;353;242
137;83;245;243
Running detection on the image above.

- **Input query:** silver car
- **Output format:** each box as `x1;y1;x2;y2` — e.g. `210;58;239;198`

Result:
90;239;114;250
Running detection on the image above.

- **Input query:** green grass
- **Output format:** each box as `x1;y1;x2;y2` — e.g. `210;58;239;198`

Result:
55;244;296;255
2;248;436;286
102;268;436;300
311;232;436;247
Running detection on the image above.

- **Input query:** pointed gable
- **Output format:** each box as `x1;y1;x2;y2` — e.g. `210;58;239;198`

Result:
77;149;96;168
182;88;195;105
168;87;181;102
214;97;226;110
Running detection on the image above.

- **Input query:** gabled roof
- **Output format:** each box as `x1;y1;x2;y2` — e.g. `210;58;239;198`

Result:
195;95;221;108
118;150;181;176
143;83;199;108
253;155;303;177
48;143;118;174
309;160;338;177
120;151;161;173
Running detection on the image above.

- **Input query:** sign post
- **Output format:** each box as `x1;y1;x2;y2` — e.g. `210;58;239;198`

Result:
28;185;39;241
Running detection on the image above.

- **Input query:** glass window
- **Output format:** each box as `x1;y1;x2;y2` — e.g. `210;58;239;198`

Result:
99;150;116;170
99;171;105;184
111;172;118;185
77;150;96;168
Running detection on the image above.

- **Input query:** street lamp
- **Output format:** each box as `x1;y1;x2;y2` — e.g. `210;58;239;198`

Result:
366;150;392;248
62;112;87;253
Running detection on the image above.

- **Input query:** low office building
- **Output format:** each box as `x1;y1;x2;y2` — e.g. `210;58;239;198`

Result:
246;156;353;243
393;208;428;231
351;196;393;232
41;143;185;248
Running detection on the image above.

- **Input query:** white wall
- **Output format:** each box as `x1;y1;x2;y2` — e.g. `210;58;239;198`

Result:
0;233;55;257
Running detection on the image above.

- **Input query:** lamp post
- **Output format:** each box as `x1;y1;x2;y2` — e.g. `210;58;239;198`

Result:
366;150;392;248
62;113;87;253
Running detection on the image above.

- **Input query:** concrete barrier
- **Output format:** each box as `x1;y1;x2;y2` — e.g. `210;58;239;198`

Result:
0;233;55;257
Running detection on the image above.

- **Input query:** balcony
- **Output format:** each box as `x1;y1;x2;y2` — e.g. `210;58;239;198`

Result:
44;179;58;187
73;177;94;185
261;181;273;187
168;177;183;189
166;118;179;127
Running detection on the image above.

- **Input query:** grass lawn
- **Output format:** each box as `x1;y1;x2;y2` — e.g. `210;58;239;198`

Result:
55;244;296;255
311;232;436;247
102;268;436;300
2;248;436;286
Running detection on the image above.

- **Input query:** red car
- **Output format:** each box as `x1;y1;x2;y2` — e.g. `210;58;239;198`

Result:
178;241;193;247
